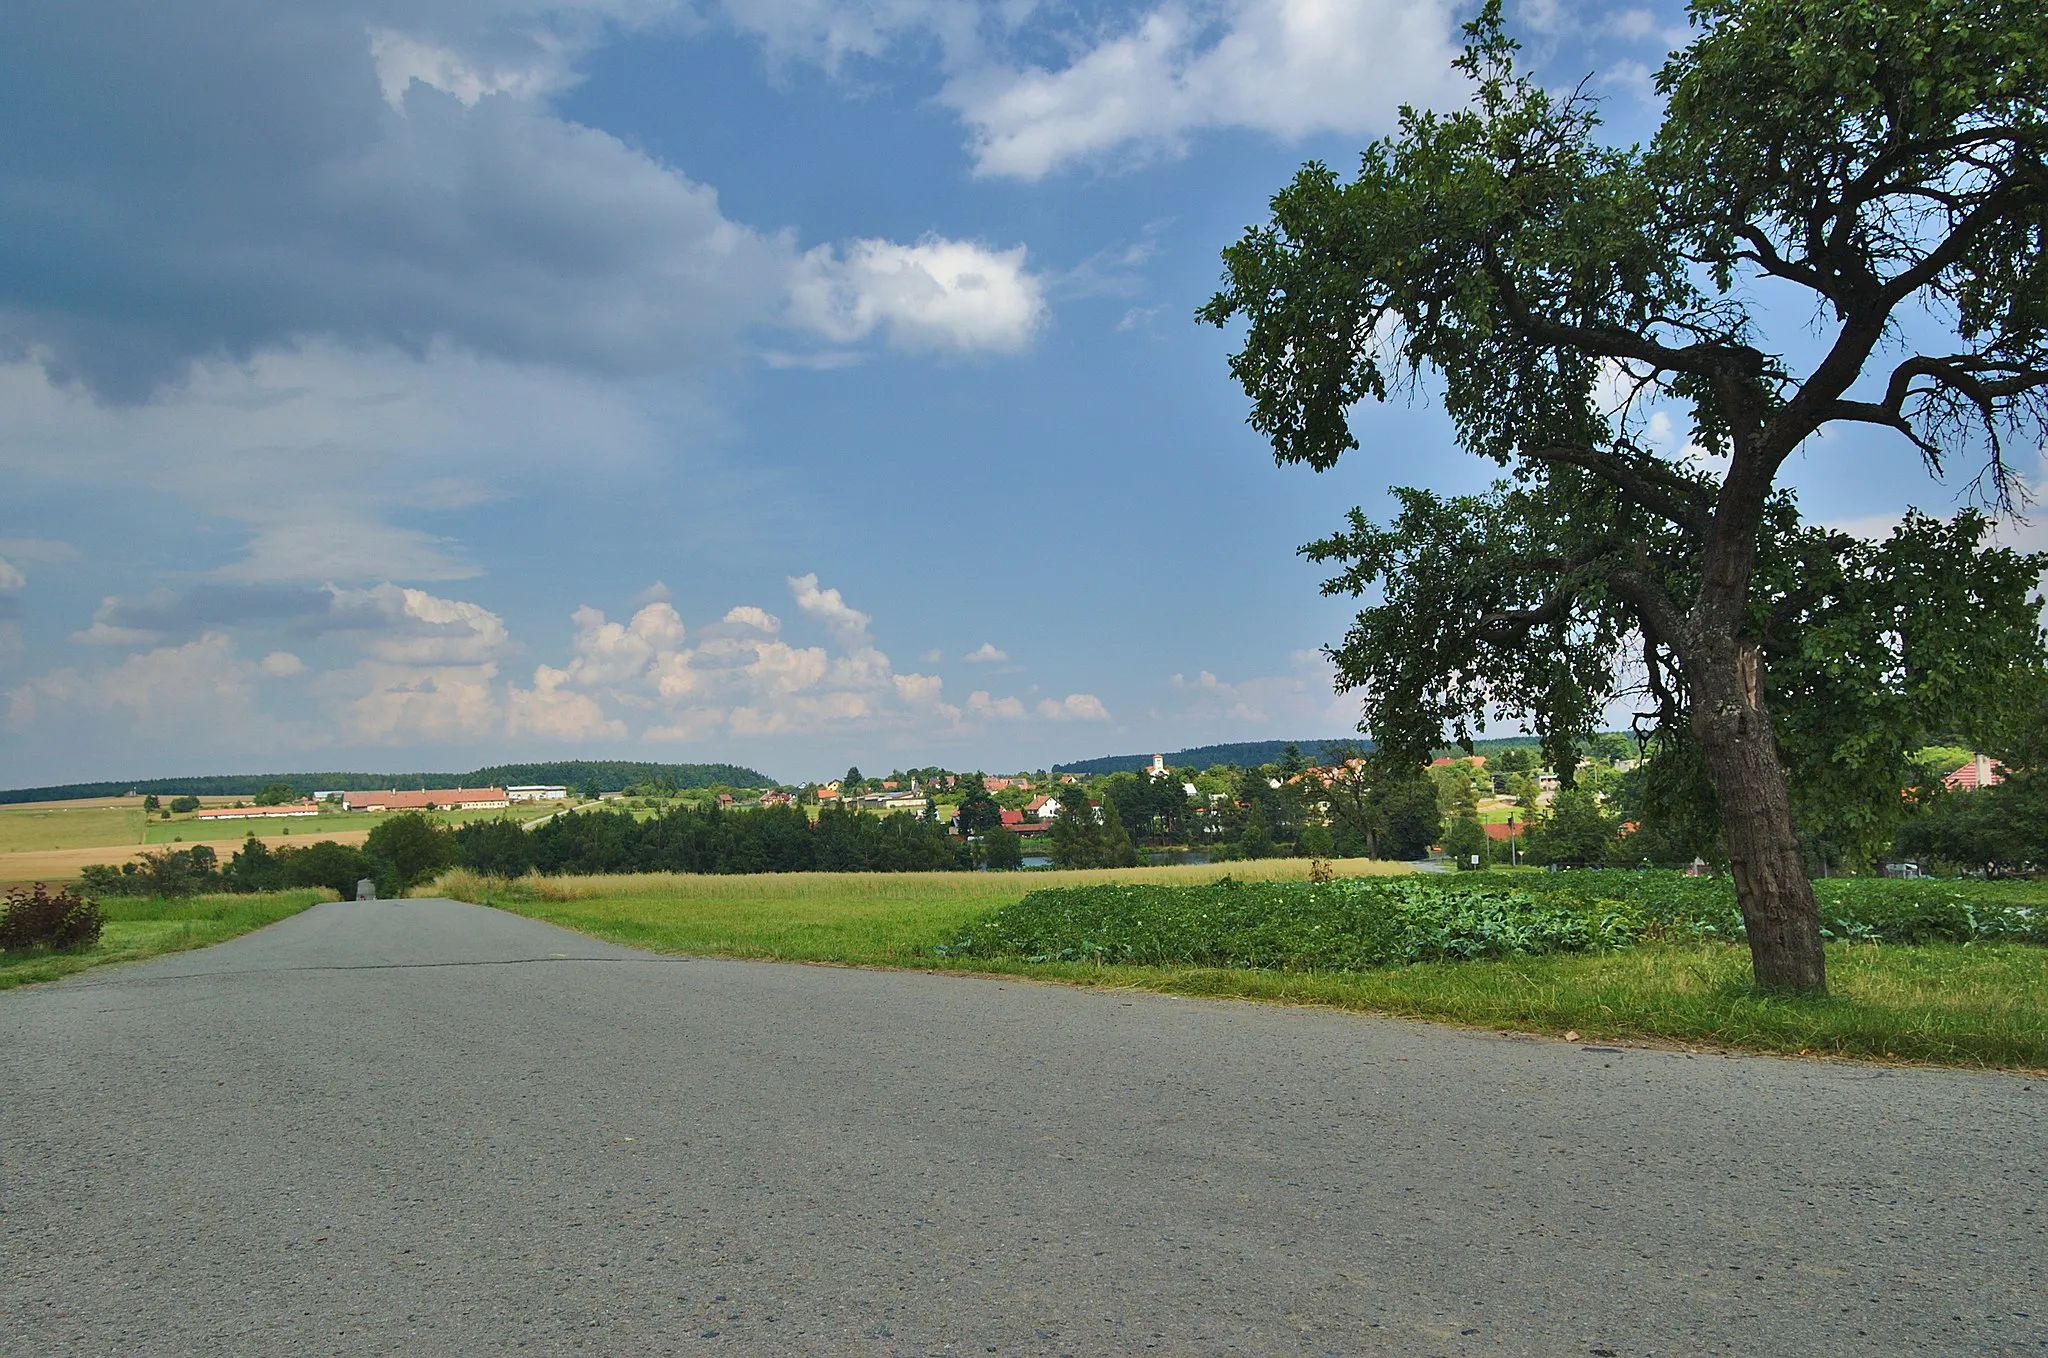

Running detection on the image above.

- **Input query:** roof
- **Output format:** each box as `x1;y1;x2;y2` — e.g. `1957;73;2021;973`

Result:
344;788;506;809
1944;756;2006;791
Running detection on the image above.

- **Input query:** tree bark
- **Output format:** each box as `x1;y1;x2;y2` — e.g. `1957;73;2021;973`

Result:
1689;635;1828;994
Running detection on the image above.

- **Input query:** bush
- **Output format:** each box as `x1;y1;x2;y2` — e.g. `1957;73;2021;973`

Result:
168;796;199;814
365;812;458;890
0;884;104;952
937;871;2048;972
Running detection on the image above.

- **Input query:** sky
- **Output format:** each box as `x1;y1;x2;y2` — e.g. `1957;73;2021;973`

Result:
0;0;2013;787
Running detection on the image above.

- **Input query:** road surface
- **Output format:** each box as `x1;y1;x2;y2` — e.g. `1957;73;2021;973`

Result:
3;898;2042;1355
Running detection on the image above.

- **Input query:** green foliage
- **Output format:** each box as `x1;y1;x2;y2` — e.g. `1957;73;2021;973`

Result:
941;871;2048;972
1442;814;1486;868
141;794;160;812
0;884;103;952
453;819;533;878
981;826;1024;871
954;777;1004;838
514;801;960;875
1525;787;1620;866
167;796;199;814
364;812;458;890
1201;0;2048;977
941;877;1640;969
252;782;300;806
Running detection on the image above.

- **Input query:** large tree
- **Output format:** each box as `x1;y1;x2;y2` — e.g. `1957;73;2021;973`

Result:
1203;0;2048;991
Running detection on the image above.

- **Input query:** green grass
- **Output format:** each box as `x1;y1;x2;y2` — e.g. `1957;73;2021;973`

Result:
437;865;2048;1071
0;889;332;990
138;806;542;845
0;805;145;852
435;859;1412;963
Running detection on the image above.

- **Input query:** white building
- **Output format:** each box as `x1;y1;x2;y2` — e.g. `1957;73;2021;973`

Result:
506;785;570;802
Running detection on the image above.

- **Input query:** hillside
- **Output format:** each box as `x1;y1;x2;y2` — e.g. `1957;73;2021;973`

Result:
0;760;775;806
1055;734;1556;775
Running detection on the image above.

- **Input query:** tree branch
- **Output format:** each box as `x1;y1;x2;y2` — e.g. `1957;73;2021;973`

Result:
1523;443;1712;531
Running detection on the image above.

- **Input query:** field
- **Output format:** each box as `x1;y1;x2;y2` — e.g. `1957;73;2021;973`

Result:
0;888;332;989
0;797;543;885
438;864;2048;1070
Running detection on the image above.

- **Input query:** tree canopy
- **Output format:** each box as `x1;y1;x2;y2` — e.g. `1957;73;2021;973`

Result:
1203;0;2048;992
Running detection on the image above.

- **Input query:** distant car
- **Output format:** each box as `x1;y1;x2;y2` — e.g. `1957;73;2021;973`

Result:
356;878;376;901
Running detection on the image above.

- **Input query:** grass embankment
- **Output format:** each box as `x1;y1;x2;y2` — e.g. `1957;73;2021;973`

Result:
435;864;2048;1070
0;889;332;990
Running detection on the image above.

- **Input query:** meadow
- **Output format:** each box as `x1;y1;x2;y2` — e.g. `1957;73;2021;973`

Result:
0;888;332;989
435;864;2048;1070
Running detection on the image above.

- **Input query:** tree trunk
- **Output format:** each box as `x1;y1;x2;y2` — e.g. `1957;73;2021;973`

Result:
1689;636;1828;994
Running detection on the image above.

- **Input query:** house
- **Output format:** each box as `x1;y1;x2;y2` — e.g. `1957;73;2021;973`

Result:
815;782;842;801
998;808;1051;837
1024;794;1053;818
1944;755;2006;792
506;785;569;802
759;790;796;807
197;801;319;820
716;793;736;808
343;788;510;812
1146;753;1170;779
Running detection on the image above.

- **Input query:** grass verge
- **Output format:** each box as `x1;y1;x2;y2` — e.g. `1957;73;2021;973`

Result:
0;889;332;990
433;865;2046;1070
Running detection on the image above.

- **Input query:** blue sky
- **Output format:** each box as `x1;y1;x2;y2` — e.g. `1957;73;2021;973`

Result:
0;0;2003;786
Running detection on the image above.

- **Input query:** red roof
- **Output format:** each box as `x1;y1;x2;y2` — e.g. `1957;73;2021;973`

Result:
1482;821;1524;840
1944;756;2006;791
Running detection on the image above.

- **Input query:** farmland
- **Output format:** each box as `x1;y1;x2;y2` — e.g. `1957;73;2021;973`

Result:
0;796;545;886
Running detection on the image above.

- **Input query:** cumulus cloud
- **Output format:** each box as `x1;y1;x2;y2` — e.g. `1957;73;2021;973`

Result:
7;633;286;740
1038;692;1109;721
722;605;781;633
967;689;1027;719
787;572;873;642
260;650;307;677
941;0;1464;178
961;641;1008;663
790;238;1045;352
508;663;629;740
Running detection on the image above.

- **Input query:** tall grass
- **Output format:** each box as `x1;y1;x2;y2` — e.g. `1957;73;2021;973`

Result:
0;889;331;990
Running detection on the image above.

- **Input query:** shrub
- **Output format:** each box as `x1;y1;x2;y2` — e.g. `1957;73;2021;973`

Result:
168;796;199;814
0;884;104;952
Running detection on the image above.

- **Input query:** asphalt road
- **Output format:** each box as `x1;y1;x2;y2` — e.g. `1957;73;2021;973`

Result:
3;899;2042;1357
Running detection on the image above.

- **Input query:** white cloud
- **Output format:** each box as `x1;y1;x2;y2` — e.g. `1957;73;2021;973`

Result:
7;633;287;741
961;641;1008;663
1038;692;1109;721
260;650;307;677
508;663;628;740
331;659;502;745
0;558;26;593
943;0;1464;179
787;572;873;642
336;584;514;665
967;689;1027;719
1166;651;1354;729
369;27;576;111
722;604;782;633
791;238;1046;352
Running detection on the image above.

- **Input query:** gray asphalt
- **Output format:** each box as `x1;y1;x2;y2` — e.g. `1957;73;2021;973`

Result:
3;899;2042;1357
